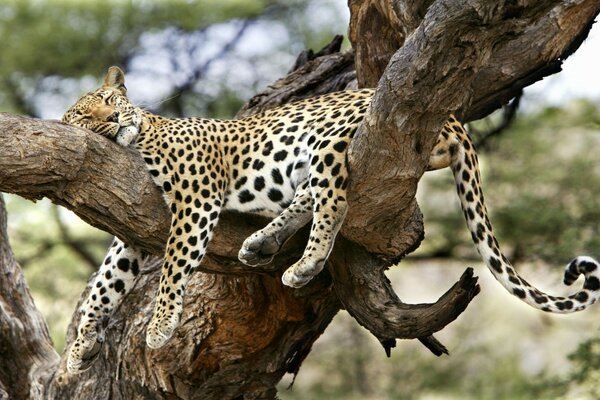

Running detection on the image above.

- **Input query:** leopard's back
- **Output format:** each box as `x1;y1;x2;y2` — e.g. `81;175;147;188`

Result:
219;89;372;216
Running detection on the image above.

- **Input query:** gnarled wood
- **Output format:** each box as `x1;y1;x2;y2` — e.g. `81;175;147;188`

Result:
343;0;600;256
330;238;479;349
349;0;433;87
349;0;599;121
0;1;596;398
0;194;59;399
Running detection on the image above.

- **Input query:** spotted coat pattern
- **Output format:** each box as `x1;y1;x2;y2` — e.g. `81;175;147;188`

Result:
61;66;600;373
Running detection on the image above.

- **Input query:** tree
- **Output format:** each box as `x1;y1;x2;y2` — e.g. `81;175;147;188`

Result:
0;0;598;398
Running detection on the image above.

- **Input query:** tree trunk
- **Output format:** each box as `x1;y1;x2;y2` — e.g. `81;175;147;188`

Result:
0;1;597;398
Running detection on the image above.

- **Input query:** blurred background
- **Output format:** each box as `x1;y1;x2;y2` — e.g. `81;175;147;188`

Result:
1;1;599;399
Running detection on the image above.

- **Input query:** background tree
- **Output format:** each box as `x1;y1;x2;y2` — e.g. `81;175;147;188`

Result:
1;3;600;397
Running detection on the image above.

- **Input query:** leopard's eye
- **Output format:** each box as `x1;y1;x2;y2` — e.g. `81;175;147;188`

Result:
78;114;92;122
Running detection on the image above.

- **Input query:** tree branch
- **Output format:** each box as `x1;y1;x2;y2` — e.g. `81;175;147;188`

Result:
0;194;59;399
330;238;479;348
336;0;599;358
343;0;600;256
349;0;599;121
471;91;522;150
0;1;597;397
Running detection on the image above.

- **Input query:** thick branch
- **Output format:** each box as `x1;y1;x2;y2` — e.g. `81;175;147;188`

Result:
349;0;434;87
336;0;599;359
329;238;479;346
343;0;600;256
0;113;277;274
0;113;169;255
349;0;599;121
0;194;59;399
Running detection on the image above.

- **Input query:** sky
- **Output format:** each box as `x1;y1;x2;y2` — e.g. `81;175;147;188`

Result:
42;1;600;119
118;7;600;115
524;25;600;108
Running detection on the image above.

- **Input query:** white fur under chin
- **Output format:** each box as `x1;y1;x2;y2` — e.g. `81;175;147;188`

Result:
116;126;138;146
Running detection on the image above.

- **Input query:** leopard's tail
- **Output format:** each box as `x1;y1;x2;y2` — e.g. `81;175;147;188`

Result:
447;117;600;313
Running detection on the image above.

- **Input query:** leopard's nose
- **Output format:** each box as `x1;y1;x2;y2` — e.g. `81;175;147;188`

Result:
106;111;120;123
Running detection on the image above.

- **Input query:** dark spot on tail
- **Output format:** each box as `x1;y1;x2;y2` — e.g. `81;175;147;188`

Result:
581;261;598;273
564;260;580;284
584;276;600;291
476;223;485;241
574;291;589;303
117;258;130;272
527;289;548;304
489;256;502;273
114;279;125;293
508;276;520;285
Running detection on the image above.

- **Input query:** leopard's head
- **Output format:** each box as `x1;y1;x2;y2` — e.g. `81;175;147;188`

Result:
63;66;142;146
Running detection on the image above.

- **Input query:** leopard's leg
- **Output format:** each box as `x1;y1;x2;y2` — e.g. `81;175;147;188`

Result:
282;140;350;288
67;237;146;373
278;126;454;288
145;196;223;349
238;181;313;266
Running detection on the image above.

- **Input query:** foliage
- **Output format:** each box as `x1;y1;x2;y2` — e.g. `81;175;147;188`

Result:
0;0;266;77
482;102;600;263
567;337;600;399
0;0;347;117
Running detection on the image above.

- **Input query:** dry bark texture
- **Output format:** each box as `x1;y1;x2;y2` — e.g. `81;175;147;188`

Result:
0;195;59;400
0;0;598;399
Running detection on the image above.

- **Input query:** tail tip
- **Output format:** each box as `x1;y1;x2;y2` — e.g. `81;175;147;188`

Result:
563;256;600;287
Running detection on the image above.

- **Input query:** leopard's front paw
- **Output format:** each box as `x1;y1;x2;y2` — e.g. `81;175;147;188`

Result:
67;326;103;374
281;258;324;288
146;310;181;349
238;232;280;266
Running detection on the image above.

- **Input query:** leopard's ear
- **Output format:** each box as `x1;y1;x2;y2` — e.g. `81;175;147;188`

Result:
103;66;127;95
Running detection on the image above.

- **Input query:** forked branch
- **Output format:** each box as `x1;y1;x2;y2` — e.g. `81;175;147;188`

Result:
0;1;597;395
340;0;599;355
329;238;480;355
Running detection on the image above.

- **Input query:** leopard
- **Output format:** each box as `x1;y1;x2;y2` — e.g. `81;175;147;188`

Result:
61;66;600;373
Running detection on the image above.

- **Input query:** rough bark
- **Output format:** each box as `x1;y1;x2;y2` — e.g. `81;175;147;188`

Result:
0;0;596;398
343;0;600;255
349;0;599;121
0;194;60;400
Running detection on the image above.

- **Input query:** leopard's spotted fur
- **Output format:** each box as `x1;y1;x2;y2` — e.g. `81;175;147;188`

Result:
61;66;600;373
